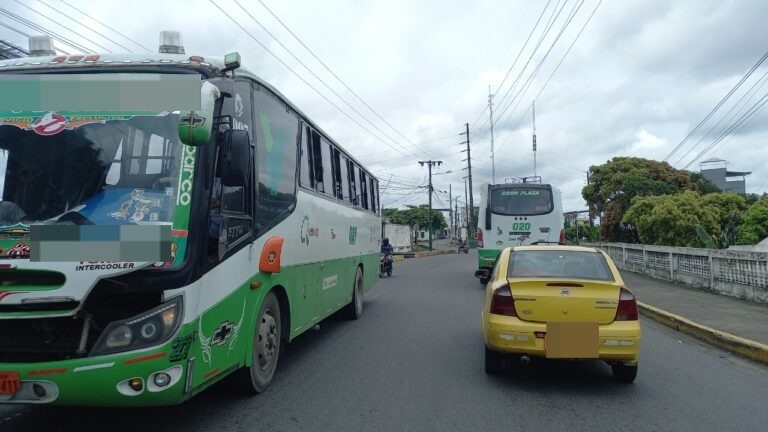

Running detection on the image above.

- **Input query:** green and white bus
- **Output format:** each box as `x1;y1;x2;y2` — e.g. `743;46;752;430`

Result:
0;33;381;406
476;177;564;282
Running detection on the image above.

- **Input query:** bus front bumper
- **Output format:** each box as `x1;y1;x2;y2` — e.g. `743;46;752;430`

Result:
0;340;192;406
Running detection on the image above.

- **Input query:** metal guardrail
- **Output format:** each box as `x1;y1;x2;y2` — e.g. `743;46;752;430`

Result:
583;242;768;304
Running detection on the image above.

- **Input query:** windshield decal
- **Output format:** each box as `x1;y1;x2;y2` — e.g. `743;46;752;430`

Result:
0;224;31;258
0;111;167;135
109;189;165;223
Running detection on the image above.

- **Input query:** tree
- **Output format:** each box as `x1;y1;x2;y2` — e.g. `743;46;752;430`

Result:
583;157;708;242
622;191;746;247
565;224;599;245
381;206;447;232
737;198;768;245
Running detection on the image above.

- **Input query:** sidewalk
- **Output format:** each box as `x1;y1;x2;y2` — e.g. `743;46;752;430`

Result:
620;270;768;361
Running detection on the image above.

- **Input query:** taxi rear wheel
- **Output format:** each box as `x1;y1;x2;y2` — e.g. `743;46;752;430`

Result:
485;347;504;374
611;363;638;383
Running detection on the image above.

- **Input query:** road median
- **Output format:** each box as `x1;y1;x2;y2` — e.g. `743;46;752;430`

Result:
638;301;768;365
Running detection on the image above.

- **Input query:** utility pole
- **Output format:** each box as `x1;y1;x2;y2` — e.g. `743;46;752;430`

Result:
419;160;442;251
448;184;453;242
463;176;469;238
489;85;496;184
532;100;537;178
460;123;474;241
454;199;459;240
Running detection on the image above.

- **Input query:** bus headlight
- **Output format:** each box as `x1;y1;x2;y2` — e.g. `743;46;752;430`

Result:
90;297;183;356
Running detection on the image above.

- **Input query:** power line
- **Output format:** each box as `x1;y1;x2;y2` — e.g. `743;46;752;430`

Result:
0;21;30;38
673;67;768;167
472;0;569;143
492;0;583;130
37;0;134;52
683;92;768;169
471;0;557;134
491;0;569;123
494;0;602;150
59;0;153;52
664;48;768;162
10;1;109;52
208;0;413;158
469;0;553;130
0;6;92;54
254;0;427;155
232;0;416;157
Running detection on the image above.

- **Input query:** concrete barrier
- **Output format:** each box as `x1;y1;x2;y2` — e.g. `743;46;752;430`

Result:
638;301;768;365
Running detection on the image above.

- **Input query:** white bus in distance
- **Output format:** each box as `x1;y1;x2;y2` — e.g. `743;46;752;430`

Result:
476;178;564;283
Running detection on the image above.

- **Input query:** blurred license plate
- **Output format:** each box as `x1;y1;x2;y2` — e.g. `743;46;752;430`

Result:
0;371;20;395
545;322;599;359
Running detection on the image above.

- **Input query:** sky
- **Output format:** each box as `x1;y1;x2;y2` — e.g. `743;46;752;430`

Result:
2;0;768;214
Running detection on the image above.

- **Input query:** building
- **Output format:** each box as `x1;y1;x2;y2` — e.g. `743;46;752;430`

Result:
699;158;751;195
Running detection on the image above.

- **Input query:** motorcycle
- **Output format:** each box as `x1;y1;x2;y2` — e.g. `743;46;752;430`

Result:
380;253;393;277
458;242;469;254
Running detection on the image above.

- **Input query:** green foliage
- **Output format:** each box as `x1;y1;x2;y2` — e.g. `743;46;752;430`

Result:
737;198;768;245
583;157;699;242
381;205;447;232
622;191;746;248
564;224;599;244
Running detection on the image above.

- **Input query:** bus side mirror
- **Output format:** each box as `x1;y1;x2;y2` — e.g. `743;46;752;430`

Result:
221;130;251;187
485;210;491;230
179;81;219;146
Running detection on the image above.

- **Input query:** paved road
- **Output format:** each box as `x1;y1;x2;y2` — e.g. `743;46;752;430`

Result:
2;254;768;431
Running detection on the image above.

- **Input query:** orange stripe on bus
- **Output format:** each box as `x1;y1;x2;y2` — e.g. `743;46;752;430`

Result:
123;352;167;365
28;368;67;376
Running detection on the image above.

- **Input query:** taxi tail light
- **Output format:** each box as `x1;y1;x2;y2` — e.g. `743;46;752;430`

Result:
490;284;517;317
477;229;484;248
614;287;638;321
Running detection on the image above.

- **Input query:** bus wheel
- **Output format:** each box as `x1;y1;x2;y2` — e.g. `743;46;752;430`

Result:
237;291;282;394
344;267;364;320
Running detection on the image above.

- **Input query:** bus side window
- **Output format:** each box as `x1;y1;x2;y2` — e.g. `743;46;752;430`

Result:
331;148;342;199
359;171;369;210
252;81;299;232
370;178;378;213
348;161;358;205
320;138;334;196
338;153;350;202
310;129;324;193
299;125;312;187
349;161;360;206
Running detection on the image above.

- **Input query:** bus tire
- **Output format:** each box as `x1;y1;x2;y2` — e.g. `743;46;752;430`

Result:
344;267;364;320
236;291;282;395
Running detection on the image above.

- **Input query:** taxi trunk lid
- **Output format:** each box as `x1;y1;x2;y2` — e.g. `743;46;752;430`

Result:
510;279;621;324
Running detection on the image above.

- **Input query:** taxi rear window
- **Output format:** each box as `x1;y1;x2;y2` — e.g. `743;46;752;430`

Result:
507;250;614;281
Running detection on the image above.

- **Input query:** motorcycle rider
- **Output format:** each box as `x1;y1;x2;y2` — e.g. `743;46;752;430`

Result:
381;237;394;254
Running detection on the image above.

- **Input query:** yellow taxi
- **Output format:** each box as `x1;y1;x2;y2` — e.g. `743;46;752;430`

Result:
477;245;641;382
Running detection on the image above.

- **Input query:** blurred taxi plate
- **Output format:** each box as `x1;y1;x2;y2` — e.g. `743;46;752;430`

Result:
0;371;20;395
545;322;599;359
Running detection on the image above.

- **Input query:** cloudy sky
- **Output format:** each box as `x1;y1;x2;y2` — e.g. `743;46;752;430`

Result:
2;0;768;213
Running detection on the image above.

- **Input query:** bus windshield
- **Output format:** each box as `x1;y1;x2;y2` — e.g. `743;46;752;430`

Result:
490;187;553;216
0;113;184;229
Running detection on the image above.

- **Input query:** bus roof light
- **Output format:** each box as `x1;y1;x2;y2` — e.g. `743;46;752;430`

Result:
29;35;57;57
158;31;185;54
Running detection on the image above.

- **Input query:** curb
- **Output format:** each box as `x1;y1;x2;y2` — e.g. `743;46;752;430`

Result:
638;301;768;365
412;250;457;258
